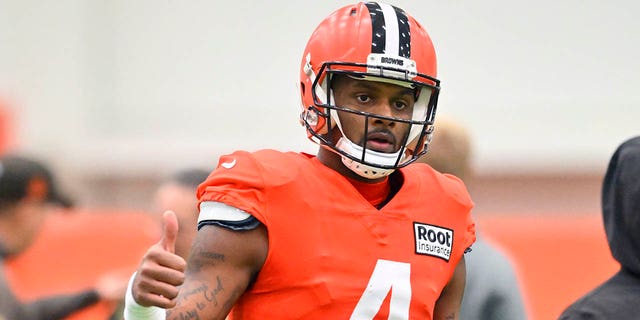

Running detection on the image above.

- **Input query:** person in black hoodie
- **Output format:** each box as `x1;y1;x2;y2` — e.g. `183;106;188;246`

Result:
559;136;640;319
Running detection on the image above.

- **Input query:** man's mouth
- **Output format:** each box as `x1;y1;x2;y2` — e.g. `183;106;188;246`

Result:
365;132;396;153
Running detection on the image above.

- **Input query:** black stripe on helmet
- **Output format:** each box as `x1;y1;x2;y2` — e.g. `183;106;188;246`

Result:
393;6;411;58
365;2;386;54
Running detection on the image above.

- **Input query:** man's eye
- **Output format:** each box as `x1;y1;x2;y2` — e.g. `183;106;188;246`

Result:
395;101;408;110
356;95;371;103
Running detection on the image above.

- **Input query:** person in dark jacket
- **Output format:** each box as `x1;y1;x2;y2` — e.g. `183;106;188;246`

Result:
0;154;126;320
559;136;640;319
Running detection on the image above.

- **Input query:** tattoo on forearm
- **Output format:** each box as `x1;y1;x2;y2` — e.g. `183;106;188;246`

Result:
445;312;456;320
184;276;224;304
167;276;223;319
166;309;201;320
167;232;254;320
188;244;225;273
194;243;225;261
166;277;247;320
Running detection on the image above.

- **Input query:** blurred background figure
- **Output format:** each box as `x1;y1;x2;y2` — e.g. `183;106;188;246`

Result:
0;154;128;320
152;168;211;260
417;116;528;320
110;167;209;319
558;136;640;319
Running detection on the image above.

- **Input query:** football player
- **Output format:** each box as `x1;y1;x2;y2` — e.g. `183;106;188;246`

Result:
125;2;475;319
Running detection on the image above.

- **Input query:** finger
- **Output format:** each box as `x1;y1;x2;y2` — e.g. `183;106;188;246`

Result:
160;210;179;253
133;272;182;307
139;264;186;287
138;278;182;301
134;290;178;309
146;245;187;272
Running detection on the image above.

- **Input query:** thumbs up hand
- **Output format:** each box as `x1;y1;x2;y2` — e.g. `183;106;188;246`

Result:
131;211;187;308
160;210;180;253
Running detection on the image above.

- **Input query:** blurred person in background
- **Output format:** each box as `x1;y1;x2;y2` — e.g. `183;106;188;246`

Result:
558;136;640;319
0;154;128;320
417;116;528;320
152;168;211;260
110;168;210;320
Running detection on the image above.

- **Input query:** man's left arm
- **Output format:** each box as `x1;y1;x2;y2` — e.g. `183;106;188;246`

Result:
433;255;466;320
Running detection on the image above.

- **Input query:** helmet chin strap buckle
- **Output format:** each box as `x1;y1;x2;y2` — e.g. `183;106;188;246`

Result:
341;156;394;179
336;137;402;179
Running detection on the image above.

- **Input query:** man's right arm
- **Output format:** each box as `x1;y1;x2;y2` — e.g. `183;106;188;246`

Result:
127;209;268;320
166;221;268;319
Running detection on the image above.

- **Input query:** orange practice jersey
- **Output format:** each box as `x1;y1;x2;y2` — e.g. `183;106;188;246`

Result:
197;150;476;320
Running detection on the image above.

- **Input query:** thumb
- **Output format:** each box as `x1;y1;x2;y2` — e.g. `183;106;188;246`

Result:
160;210;179;253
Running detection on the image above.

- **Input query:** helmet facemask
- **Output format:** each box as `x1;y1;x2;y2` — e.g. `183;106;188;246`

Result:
301;60;440;179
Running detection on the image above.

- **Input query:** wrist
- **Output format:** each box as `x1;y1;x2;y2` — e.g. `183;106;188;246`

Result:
123;272;166;320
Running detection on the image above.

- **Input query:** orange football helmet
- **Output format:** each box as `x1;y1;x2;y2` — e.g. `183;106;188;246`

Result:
299;1;440;178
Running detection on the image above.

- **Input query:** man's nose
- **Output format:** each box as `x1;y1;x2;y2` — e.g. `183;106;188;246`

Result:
370;102;396;126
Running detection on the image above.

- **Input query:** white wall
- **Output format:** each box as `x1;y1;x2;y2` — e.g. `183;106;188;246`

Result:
2;0;638;176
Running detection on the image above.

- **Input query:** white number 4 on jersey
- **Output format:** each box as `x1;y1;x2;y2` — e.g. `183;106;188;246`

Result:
350;259;411;320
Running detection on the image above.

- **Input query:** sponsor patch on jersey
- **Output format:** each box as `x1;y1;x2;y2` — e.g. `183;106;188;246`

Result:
413;222;453;261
